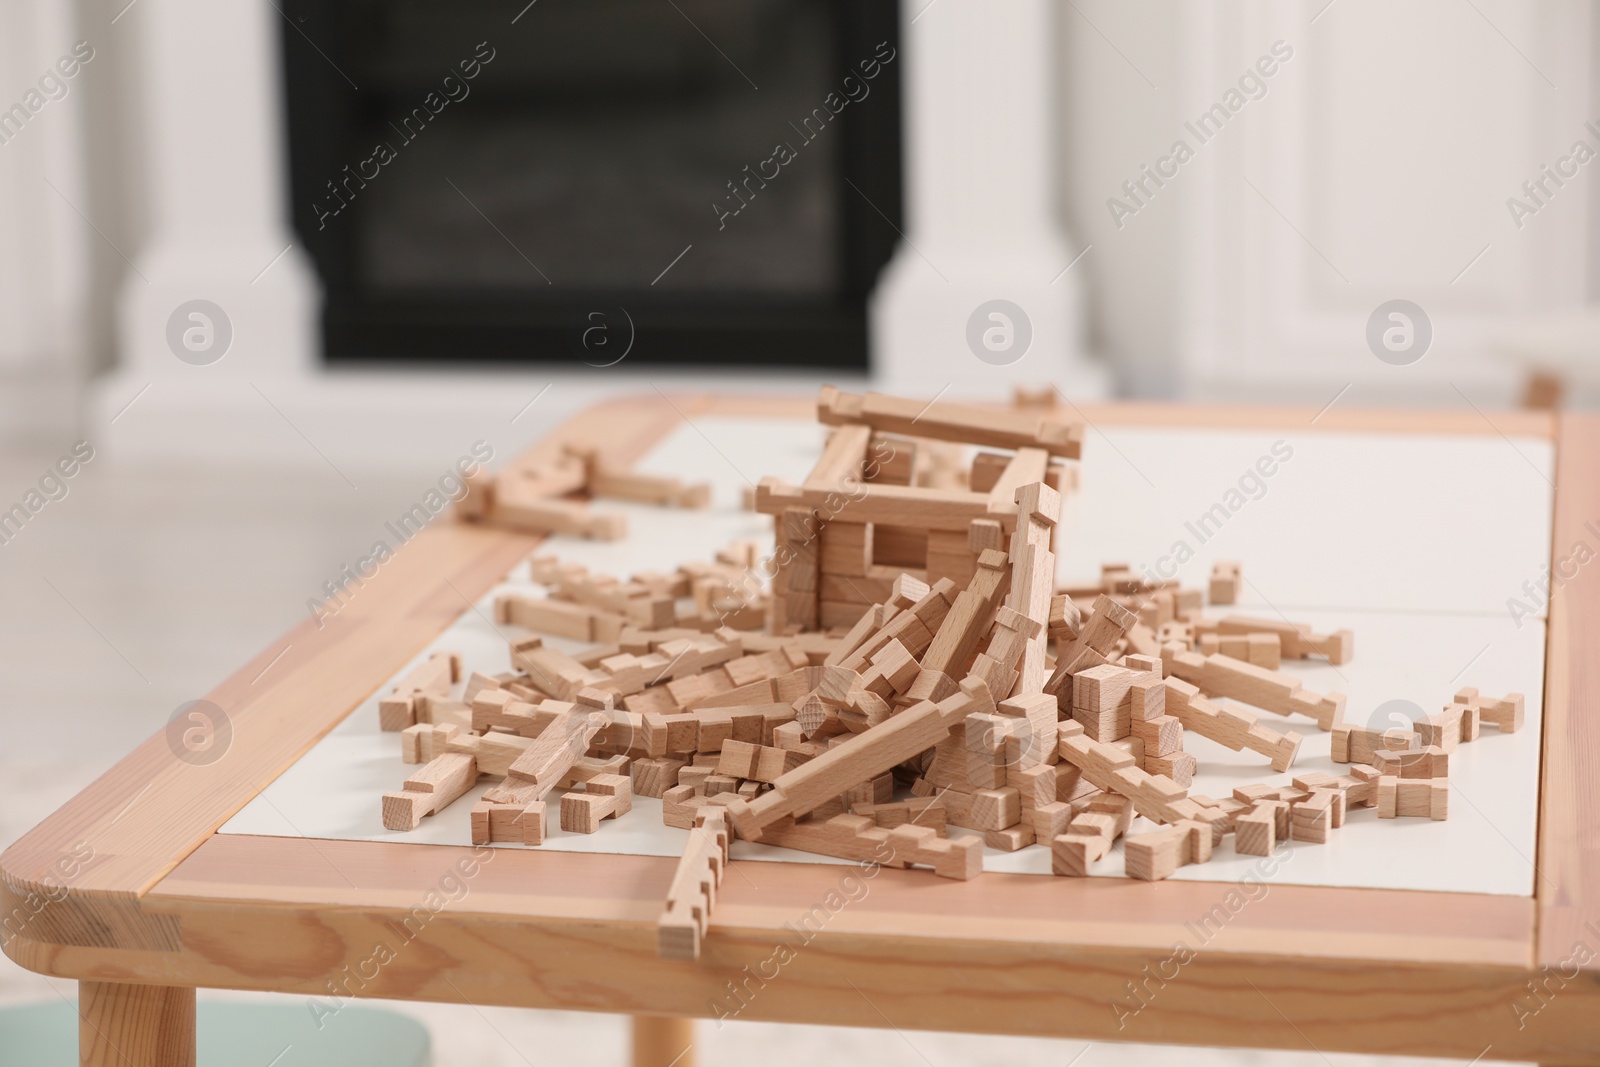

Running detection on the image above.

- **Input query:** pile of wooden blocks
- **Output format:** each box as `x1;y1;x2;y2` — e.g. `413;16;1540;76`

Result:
495;541;774;641
372;387;1524;962
458;441;711;541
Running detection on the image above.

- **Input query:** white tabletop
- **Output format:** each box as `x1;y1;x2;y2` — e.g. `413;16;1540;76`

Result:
224;414;1553;896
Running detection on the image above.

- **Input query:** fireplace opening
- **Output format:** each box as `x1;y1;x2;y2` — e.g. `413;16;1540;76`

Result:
280;0;902;369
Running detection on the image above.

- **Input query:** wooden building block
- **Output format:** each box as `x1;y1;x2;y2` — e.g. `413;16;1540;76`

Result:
1026;800;1073;842
985;825;1035;851
559;773;633;833
714;739;761;779
816;386;1083;459
1209;562;1240;605
967;787;1021;831
1161;677;1301;772
757;813;983;879
1331;723;1416;765
379;651;462;731
1056;720;1214;829
1290;789;1335;843
1124;827;1187;881
1378;776;1449;820
1372;745;1448;779
658;808;730;961
1051;831;1110;876
997;692;1058;769
469;800;523;845
968;517;1005;555
506;709;604;789
1146;751;1196;787
1234;807;1275;856
1128;677;1166;722
724;680;994;840
1131;715;1183;757
1415;709;1462;752
1167;649;1345;731
1462;689;1525;733
631;757;685;798
512;638;598;701
382;752;477;830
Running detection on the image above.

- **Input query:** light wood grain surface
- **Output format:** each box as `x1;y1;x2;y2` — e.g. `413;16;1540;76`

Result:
1538;413;1600;973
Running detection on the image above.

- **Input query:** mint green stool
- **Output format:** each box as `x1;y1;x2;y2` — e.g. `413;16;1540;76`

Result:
0;999;430;1066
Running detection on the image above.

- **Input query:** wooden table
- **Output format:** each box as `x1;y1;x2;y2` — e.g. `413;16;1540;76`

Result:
4;396;1597;1067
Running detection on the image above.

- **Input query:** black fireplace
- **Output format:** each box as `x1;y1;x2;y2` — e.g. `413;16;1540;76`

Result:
279;0;902;369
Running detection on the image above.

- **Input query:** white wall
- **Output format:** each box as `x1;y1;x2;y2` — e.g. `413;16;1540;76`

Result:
1062;0;1599;405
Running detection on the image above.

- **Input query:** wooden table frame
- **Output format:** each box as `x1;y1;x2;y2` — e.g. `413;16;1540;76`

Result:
4;396;1597;1066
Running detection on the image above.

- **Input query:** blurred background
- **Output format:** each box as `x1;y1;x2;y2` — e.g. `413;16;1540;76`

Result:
0;1;1586;1064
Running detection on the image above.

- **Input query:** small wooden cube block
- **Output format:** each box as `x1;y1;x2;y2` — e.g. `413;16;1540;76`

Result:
1051;831;1109;876
1145;751;1197;787
1245;633;1281;669
1257;799;1290;838
1290;791;1334;843
703;774;740;796
1209;561;1240;605
968;787;1022;831
1378;776;1449;820
1068;812;1119;841
399;723;427;764
1073;704;1131;743
1372;745;1448;779
1074;664;1135;711
1472;691;1525;733
1131;715;1183;757
630;757;685;798
519;800;547;844
1124;828;1186;881
984;825;1036;851
1179;819;1213;864
1235;807;1275;855
1025;800;1072;841
1010;763;1056;811
1128;678;1166;721
378;696;417;732
1415;710;1460;753
559;792;612;834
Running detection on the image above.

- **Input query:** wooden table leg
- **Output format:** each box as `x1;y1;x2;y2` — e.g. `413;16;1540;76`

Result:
78;981;196;1067
631;1014;695;1067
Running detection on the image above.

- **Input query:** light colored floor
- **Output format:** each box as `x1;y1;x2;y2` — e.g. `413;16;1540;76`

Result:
0;444;1516;1066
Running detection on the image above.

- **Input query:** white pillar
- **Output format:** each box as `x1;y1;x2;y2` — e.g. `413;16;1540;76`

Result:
96;0;318;455
0;0;91;439
871;0;1105;399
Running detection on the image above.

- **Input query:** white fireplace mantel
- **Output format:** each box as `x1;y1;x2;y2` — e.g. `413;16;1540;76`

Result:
91;0;1104;471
